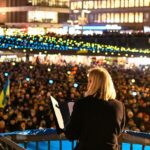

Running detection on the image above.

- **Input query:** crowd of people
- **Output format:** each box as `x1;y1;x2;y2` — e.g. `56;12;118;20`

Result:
0;58;149;133
51;32;150;49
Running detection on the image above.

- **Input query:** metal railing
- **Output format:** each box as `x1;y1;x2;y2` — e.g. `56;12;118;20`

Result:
0;130;150;150
0;136;25;150
119;131;150;150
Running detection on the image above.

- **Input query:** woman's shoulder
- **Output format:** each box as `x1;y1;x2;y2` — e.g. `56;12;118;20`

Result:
108;99;124;109
109;99;122;104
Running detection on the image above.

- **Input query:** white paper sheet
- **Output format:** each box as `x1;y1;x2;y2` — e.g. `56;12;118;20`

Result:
50;96;64;129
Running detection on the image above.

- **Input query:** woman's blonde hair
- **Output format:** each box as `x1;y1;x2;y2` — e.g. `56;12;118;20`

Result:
85;67;116;101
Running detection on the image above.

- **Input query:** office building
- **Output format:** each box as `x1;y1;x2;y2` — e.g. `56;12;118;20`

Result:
0;0;69;28
70;0;150;30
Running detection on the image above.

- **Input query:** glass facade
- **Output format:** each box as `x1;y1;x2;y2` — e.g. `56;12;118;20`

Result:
94;12;144;23
71;1;82;9
29;0;69;7
71;0;150;10
28;11;58;23
0;0;69;25
72;12;145;24
70;0;150;25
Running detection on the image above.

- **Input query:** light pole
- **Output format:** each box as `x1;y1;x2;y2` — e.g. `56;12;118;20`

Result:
71;9;90;34
67;20;78;34
78;10;90;34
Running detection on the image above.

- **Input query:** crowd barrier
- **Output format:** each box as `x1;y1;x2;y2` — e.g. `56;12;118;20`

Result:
0;129;150;150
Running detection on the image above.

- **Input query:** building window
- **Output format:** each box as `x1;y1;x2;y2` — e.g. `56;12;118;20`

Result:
71;1;82;10
32;0;36;5
124;13;128;22
32;0;69;7
111;0;115;8
135;0;139;7
71;3;74;9
128;13;134;22
115;0;120;8
49;0;56;6
120;0;125;7
28;0;32;3
144;0;150;6
106;13;111;23
97;0;101;8
83;1;87;9
139;0;143;6
101;0;106;8
114;13;120;22
135;12;139;22
125;0;129;7
111;13;114;22
28;11;58;23
107;0;111;8
94;1;98;9
83;1;95;9
89;1;94;9
135;12;143;22
129;0;135;7
139;12;143;22
101;13;107;22
78;1;82;9
84;1;88;9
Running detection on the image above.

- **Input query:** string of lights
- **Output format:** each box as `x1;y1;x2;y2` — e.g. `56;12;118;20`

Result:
0;35;149;57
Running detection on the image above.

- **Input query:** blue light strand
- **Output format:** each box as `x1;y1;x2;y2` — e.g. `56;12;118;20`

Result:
0;35;149;56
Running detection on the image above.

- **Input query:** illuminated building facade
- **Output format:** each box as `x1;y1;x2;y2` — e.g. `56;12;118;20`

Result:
0;0;69;28
70;0;150;30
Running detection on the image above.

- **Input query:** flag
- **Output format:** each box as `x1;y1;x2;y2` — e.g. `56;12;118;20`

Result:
0;79;10;108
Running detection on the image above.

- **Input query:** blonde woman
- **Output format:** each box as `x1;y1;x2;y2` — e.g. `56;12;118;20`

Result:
65;67;125;150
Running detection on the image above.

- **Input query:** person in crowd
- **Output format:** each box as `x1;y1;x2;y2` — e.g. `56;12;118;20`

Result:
65;67;126;150
0;120;5;133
